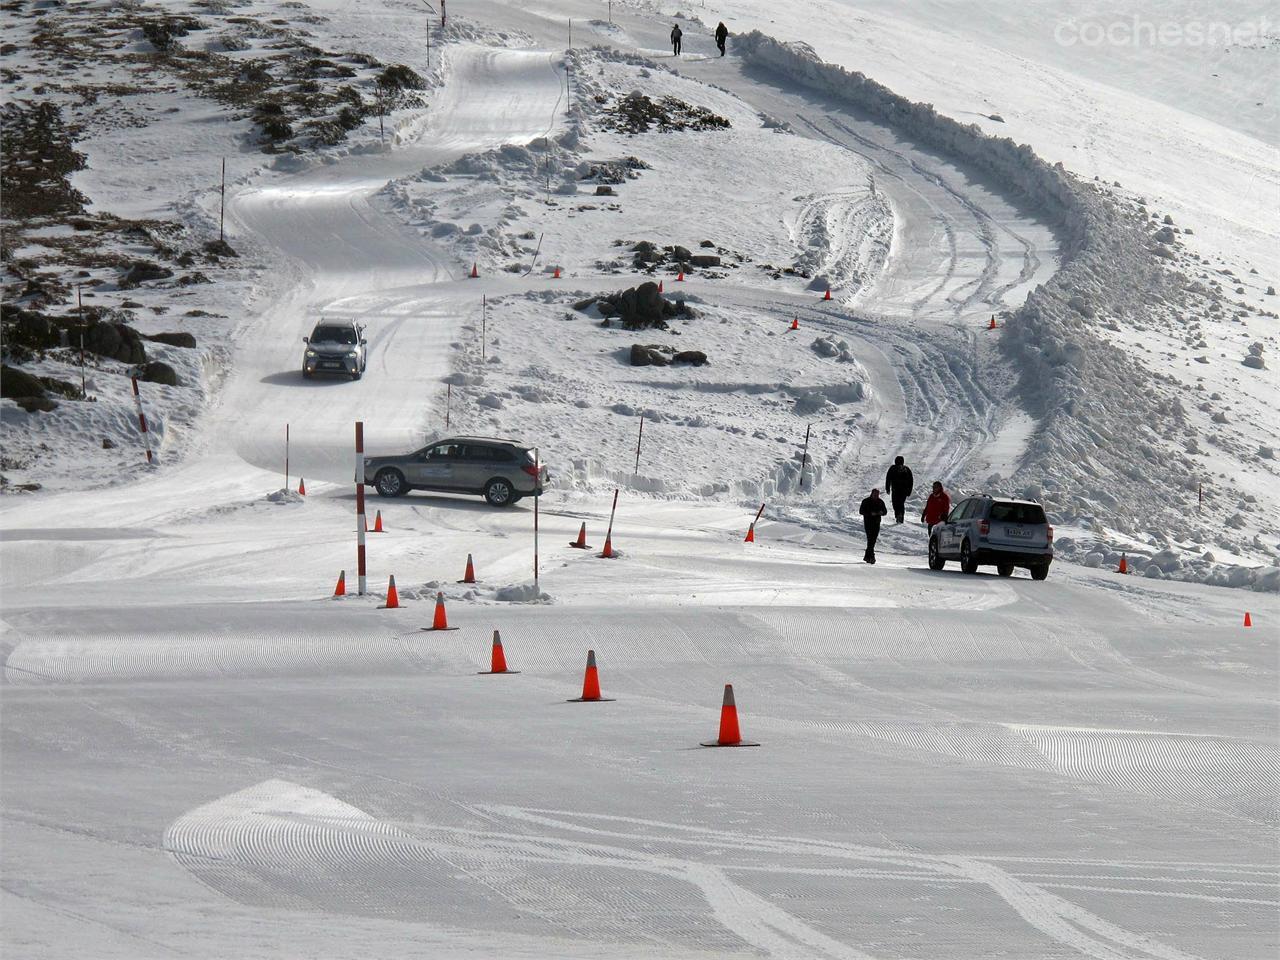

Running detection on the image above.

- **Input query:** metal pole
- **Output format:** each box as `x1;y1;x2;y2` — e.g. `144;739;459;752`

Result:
752;501;766;528
355;421;367;595
219;158;225;243
604;488;619;543
285;422;289;490
633;414;644;475
533;446;540;584
446;382;451;429
130;374;154;465
76;284;85;396
799;423;811;489
481;295;487;361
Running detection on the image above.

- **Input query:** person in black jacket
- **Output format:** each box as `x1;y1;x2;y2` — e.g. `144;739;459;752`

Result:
884;455;914;524
859;488;888;564
671;24;683;56
715;22;728;56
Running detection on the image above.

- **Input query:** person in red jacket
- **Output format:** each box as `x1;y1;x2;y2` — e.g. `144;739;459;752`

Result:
921;480;951;530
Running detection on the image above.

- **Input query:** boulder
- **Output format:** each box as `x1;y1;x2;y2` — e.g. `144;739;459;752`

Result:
629;343;653;366
630;343;675;366
689;254;720;267
672;245;692;262
140;361;179;386
144;331;197;348
14;396;56;413
1;364;46;399
119;261;174;288
594;185;615;196
673;350;708;366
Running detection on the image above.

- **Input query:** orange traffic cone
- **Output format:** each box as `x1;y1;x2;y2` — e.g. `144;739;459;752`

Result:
701;684;760;747
598;534;614;559
1244;612;1252;627
477;629;519;674
380;574;400;609
569;522;591;549
675;270;685;282
332;570;346;597
658;279;664;293
372;510;384;533
552;266;561;279
458;553;478;584
822;288;832;301
567;649;614;702
297;477;306;496
469;262;479;278
1118;553;1128;574
988;316;998;330
789;317;799;331
422;591;459;632
744;524;756;543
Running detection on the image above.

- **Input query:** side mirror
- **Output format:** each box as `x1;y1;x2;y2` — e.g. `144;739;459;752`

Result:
360;339;367;345
302;336;309;343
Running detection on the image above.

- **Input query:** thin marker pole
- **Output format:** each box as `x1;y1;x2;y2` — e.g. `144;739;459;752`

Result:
219;158;225;243
285;422;289;490
446;382;451;429
355;421;367;595
533;446;540;584
633;414;644;475
799;423;811;490
76;284;85;396
130;374;154;465
604;488;619;543
481;295;487;362
752;501;766;528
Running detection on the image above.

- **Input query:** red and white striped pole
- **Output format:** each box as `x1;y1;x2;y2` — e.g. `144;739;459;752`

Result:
130;373;154;465
355;421;367;595
533;446;540;584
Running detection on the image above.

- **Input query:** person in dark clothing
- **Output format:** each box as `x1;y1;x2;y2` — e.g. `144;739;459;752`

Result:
859;488;888;564
884;455;914;524
715;22;728;56
671;24;683;56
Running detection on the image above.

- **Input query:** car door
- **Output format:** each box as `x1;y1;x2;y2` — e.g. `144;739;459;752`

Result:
452;444;494;492
942;499;971;555
410;442;459;490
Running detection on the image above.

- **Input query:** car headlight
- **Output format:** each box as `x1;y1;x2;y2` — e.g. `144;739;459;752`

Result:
346;350;358;358
306;349;317;357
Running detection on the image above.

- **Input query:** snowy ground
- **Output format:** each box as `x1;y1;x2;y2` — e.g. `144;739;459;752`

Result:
3;1;1278;958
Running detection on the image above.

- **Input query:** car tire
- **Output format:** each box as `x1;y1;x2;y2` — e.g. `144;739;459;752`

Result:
1030;563;1050;581
960;539;978;574
928;537;945;571
375;468;407;498
302;369;313;379
997;563;1014;577
484;478;515;507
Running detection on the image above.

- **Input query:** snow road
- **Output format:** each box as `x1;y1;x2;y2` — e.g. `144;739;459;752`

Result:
2;3;1277;960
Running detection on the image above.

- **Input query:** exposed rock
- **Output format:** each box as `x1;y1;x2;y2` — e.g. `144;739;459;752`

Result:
140;360;179;386
119;260;174;288
1;364;46;399
689;254;720;267
673;350;708;366
1242;354;1266;369
594;185;615;196
102;438;117;449
143;331;197;349
203;238;238;258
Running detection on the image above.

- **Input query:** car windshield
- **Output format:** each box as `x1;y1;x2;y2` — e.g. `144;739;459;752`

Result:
311;326;356;345
989;502;1047;524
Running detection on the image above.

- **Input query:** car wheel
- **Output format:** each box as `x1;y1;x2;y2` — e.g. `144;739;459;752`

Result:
484;478;515;507
1030;563;1050;581
960;539;978;574
302;369;313;379
997;564;1014;577
375;468;406;498
928;537;945;571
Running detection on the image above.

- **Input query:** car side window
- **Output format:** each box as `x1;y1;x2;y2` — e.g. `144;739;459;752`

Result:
463;445;493;462
946;499;969;523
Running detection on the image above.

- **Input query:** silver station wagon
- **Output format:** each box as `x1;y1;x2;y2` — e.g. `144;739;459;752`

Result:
928;495;1054;579
363;436;547;506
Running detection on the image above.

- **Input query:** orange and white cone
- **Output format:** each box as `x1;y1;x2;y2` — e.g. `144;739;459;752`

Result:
822;288;832;301
332;570;346;597
297;477;306;496
422;591;458;631
552;266;561;279
598;534;614;559
789;317;799;331
988;316;998;330
380;574;400;609
658;279;664;293
1118;553;1128;575
701;684;760;747
567;649;614;702
676;270;685;282
1244;612;1252;627
569;522;591;549
372;510;384;533
744;524;756;543
477;629;519;674
469;262;479;278
458;554;478;584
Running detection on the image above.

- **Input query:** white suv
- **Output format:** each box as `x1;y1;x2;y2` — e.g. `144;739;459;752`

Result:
928;495;1054;580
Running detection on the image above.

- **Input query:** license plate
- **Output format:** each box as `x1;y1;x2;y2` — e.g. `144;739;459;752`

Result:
320;361;343;369
1006;526;1033;539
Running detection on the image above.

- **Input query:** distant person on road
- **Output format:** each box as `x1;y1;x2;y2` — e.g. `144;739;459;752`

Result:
921;480;951;532
859;487;888;564
715;21;729;56
884;455;914;524
671;24;683;57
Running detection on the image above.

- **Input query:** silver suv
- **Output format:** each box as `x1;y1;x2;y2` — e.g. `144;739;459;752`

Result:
302;320;367;380
928;495;1054;580
363;436;548;506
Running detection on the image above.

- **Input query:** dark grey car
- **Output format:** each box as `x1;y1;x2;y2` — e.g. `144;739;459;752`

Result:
928;495;1054;579
363;436;547;506
302;320;367;380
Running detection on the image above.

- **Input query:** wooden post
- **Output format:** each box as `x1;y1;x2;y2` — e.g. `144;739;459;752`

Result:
799;423;812;490
633;414;645;475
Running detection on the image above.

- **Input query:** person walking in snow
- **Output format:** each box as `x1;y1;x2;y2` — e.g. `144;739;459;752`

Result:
884;455;914;524
715;21;729;56
921;480;951;532
671;24;683;57
859;487;888;564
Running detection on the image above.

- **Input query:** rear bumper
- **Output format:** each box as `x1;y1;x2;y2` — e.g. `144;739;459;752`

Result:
975;546;1053;567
